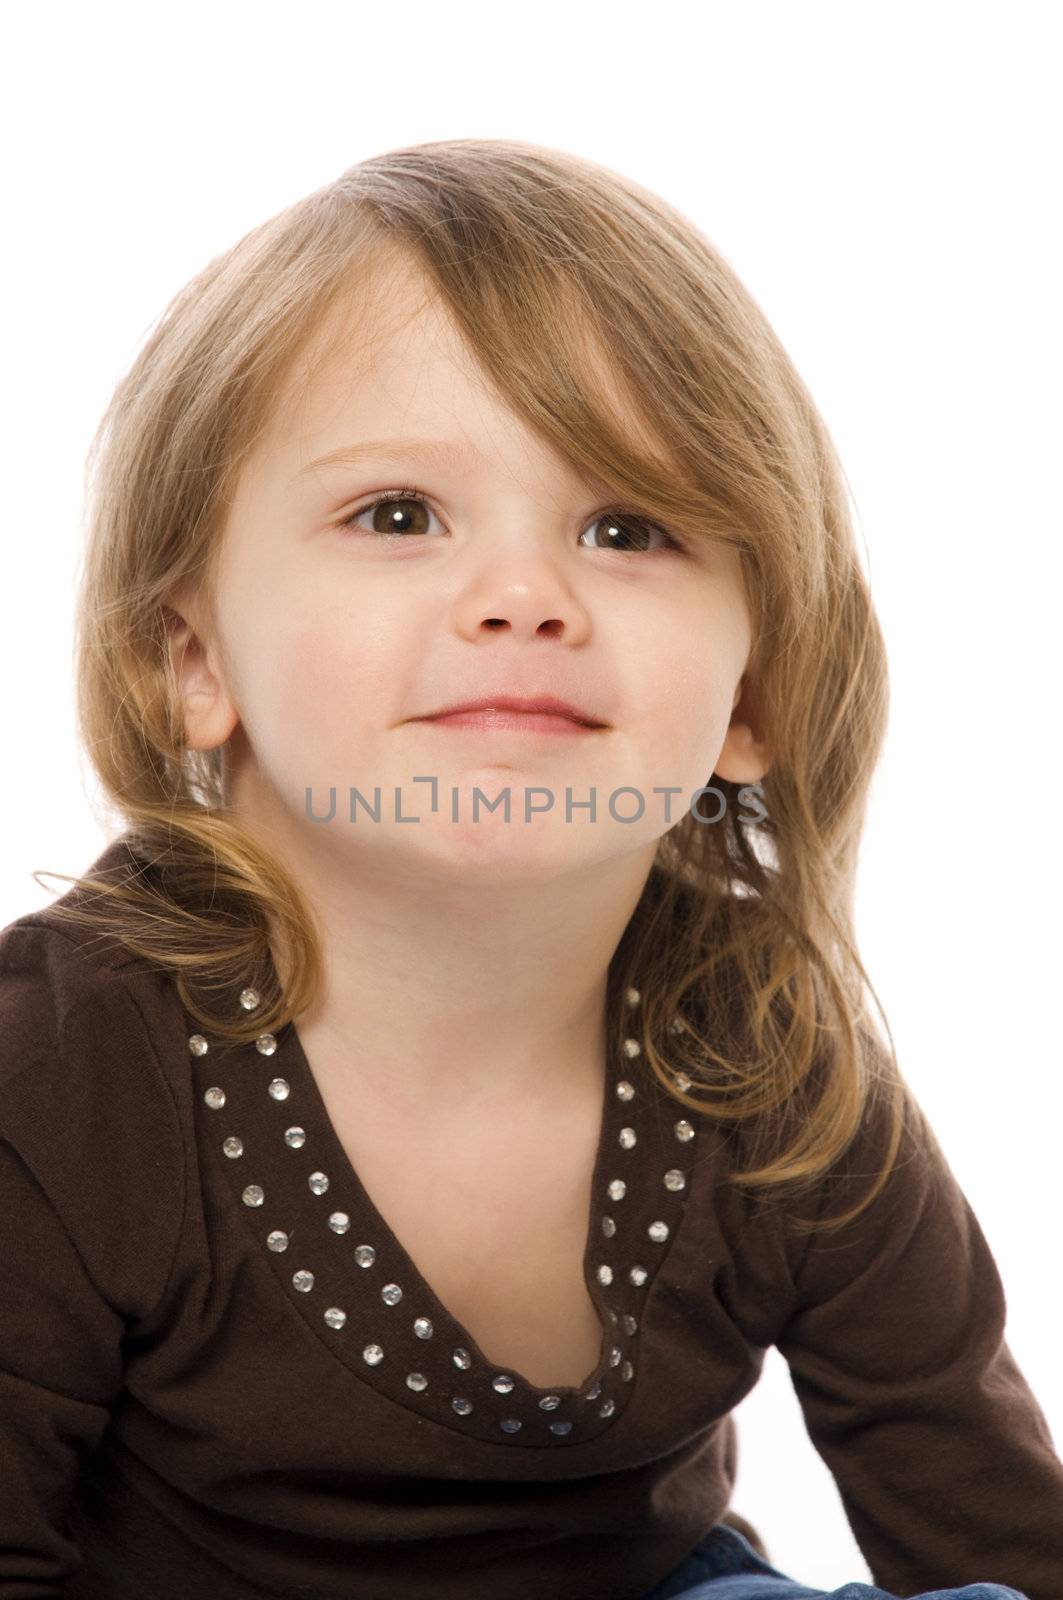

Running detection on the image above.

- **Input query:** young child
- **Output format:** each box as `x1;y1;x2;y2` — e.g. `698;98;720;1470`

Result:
1;138;1059;1600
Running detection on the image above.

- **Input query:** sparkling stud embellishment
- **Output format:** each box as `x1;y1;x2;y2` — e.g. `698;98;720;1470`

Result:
648;1220;669;1242
188;1034;209;1057
663;1169;686;1192
669;1015;687;1034
203;1086;226;1109
674;1120;695;1142
674;1071;692;1092
231;953;648;1446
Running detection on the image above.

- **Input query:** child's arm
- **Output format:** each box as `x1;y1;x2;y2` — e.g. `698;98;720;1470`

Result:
775;1051;1063;1596
0;924;184;1594
0;1137;130;1592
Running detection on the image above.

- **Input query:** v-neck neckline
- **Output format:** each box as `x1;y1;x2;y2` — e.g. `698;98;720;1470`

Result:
281;1008;618;1376
189;967;698;1448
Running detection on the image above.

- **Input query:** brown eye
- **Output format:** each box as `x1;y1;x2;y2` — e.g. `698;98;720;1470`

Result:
580;512;680;554
339;489;684;554
341;489;439;538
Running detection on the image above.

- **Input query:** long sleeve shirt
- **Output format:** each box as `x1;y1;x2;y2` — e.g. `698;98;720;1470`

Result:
1;836;1062;1599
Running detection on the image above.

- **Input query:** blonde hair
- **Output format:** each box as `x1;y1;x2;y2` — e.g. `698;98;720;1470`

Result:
38;137;931;1235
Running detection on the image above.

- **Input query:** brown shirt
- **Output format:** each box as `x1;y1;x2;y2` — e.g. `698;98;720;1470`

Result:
2;837;1062;1599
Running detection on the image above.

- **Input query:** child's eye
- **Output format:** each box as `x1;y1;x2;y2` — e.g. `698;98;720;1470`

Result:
339;488;685;554
340;487;442;540
579;511;684;555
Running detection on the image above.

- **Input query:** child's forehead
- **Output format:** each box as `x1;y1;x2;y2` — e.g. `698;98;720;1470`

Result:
267;264;677;495
292;298;491;421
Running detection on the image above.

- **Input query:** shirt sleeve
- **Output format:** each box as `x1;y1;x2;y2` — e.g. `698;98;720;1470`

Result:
773;1048;1063;1599
0;923;184;1596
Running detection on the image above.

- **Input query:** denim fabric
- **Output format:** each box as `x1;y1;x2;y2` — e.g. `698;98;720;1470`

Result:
639;1522;1030;1600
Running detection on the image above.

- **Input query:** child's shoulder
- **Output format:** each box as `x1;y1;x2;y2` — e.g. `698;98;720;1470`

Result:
0;898;151;1086
0;885;185;1317
0;834;163;1062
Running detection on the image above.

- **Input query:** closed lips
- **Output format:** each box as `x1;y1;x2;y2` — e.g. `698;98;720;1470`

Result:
420;695;606;727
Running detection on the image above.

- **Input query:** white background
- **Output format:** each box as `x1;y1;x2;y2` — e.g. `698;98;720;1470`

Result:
1;1;1060;1586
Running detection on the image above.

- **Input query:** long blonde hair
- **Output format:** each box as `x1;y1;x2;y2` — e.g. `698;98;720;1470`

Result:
38;137;931;1235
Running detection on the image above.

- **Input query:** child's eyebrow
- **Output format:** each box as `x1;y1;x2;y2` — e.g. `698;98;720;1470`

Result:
294;438;480;477
292;436;616;500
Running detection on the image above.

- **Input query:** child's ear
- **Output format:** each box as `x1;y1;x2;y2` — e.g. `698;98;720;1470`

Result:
161;591;240;752
714;674;771;783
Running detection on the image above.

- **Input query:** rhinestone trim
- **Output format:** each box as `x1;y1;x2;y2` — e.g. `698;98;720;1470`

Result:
191;974;696;1447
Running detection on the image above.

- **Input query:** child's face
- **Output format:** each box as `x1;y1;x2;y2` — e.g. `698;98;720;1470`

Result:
170;257;766;882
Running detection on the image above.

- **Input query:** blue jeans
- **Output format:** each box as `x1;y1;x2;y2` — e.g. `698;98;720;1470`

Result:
639;1522;1030;1600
